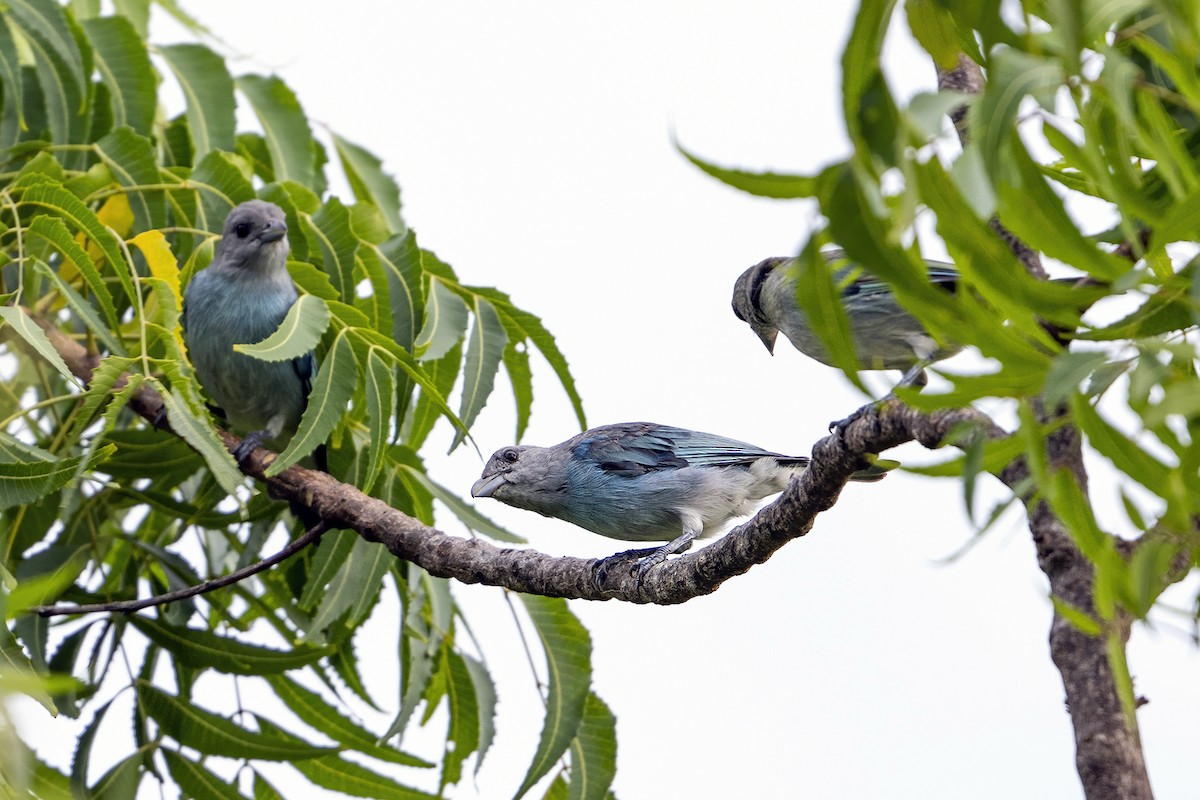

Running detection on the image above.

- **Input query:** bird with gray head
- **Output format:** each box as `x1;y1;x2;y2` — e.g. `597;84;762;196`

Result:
471;422;892;578
183;199;325;469
732;249;964;389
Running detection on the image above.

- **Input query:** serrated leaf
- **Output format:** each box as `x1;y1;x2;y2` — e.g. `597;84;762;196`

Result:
72;699;116;797
440;649;480;791
0;627;56;714
307;197;357;302
266;674;431;767
80;16;156;135
188;150;256;232
268;329;355;475
675;140;816;198
0;445;113;511
308;537;392;634
568;693;617;800
94;126;164;232
514;595;593;800
157;44;236;157
160;749;248;800
237;74;320;191
416;279;469;361
461;653;497;777
139;684;335;760
1043;351;1111;407
157;385;243;494
129;617;332;674
332;132;405;234
1070;394;1174;501
128;229;179;308
363;349;394;492
17;181;136;308
290;755;438;799
32;260;123;355
0;306;80;385
452;297;507;450
234;294;329;362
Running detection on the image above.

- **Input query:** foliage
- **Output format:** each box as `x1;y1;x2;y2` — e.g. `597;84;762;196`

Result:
0;1;607;798
686;0;1200;726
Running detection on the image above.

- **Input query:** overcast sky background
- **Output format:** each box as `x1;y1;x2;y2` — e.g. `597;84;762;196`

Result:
13;2;1200;798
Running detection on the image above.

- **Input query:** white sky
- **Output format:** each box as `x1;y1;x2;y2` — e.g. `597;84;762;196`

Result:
13;2;1200;798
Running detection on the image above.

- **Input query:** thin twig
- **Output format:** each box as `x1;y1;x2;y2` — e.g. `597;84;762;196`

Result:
33;521;330;617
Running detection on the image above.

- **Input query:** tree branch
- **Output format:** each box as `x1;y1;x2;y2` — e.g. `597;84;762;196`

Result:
32;521;329;617
36;320;994;605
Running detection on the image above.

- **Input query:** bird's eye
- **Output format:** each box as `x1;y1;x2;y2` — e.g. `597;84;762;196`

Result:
234;222;252;238
501;448;519;463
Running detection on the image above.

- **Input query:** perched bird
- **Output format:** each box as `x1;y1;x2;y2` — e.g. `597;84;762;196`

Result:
731;250;964;387
471;422;891;577
182;199;323;468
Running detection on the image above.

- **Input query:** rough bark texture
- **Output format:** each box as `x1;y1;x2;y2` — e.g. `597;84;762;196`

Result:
934;56;1152;800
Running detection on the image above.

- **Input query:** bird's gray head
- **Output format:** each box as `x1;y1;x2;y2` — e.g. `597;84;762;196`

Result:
732;257;788;354
471;444;566;511
215;200;290;274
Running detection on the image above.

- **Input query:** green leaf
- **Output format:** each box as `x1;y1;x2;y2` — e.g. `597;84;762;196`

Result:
157;385;243;495
34;259;124;354
905;0;966;68
795;246;866;390
266;674;432;767
157;43;236;157
138;683;335;760
307;537;392;634
268;329;356;475
129;617;332;674
237;74;321;191
290;755;438;799
971;48;1063;178
568;693;618;800
373;231;424;353
0;306;80;385
440;649;480;791
17;181;136;309
79;16;156;136
90;753;143;800
72;698;115;797
462;653;497;777
1050;595;1102;636
94;126;165;231
234;294;330;362
0;445;113;511
7;0;88;148
0;627;56;714
307;196;357;302
1043;351;1111;406
362;349;394;492
514;595;593;800
332;132;404;234
161;749;248;800
675;141;816;198
188;150;256;232
1070;395;1174;502
416;278;469;361
453;297;507;449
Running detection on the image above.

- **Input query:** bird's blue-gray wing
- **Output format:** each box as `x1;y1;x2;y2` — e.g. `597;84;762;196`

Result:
573;424;790;474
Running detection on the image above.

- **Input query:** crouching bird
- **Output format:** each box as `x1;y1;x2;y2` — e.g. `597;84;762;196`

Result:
182;199;327;508
732;249;965;389
471;422;892;579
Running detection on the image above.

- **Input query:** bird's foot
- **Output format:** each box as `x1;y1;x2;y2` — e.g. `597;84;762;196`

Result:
232;430;266;463
830;401;878;439
594;546;660;587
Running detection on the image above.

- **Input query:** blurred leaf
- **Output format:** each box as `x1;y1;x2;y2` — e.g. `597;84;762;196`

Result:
399;465;524;543
158;385;243;495
440;648;480;791
289;755;438;799
675;140;816;198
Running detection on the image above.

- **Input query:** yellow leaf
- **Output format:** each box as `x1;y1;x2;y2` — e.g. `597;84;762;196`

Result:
97;194;135;238
129;230;180;302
